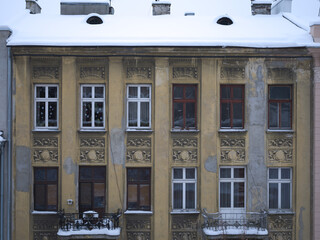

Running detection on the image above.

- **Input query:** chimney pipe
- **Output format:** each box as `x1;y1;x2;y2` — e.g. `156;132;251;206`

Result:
152;1;171;16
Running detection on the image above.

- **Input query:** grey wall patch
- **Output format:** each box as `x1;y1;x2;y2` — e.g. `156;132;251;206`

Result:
63;157;76;175
205;156;217;173
110;128;125;165
16;146;31;192
299;207;305;240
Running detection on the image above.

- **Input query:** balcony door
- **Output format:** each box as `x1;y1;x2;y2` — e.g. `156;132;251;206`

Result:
79;166;106;215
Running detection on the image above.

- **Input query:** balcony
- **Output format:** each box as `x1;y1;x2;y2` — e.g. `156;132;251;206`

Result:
57;209;122;240
201;209;268;239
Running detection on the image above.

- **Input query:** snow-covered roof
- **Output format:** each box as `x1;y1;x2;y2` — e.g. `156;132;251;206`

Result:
6;12;318;48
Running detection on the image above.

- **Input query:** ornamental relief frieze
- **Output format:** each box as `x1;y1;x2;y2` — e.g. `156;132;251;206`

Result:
126;218;151;230
268;149;293;163
80;137;105;148
33;137;58;147
127;150;151;163
220;138;245;148
221;149;245;163
80;149;105;163
33;232;57;240
173;150;197;163
267;136;294;163
269;232;292;240
80;66;105;79
127;137;151;148
267;68;294;81
127;67;152;79
268;138;293;148
32;67;60;79
172;215;198;230
172;67;198;79
220;67;245;80
33;149;58;163
173;138;197;148
127;232;151;240
172;232;197;240
268;214;294;240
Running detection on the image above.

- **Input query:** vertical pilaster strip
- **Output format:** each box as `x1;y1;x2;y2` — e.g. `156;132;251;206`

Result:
154;58;170;239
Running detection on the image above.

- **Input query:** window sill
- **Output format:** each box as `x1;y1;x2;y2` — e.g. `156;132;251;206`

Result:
126;129;153;132
171;210;200;214
78;129;107;133
267;129;294;133
32;210;58;215
32;129;61;133
171;129;199;133
219;129;247;133
124;210;153;215
268;210;295;215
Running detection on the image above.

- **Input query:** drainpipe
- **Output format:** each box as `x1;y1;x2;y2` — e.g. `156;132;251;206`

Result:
7;46;12;240
0;131;7;240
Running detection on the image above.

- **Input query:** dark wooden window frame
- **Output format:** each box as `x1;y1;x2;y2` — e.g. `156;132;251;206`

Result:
220;84;245;129
172;84;197;129
127;167;151;211
34;167;58;211
268;85;292;129
79;166;106;214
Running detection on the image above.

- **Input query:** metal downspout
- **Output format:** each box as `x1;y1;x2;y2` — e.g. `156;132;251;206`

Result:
7;46;12;240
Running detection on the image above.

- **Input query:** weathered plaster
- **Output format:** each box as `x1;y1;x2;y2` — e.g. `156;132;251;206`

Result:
299;207;305;240
16;146;31;192
63;157;76;175
205;155;217;173
110;128;126;165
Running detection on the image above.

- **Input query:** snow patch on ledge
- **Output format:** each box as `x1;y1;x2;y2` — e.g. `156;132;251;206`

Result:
32;211;57;215
57;228;121;236
124;210;153;215
203;227;268;236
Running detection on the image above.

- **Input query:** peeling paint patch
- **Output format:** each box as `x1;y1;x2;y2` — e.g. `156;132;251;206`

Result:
205;155;217;173
63;157;76;175
299;207;305;240
110;128;125;165
16;146;31;192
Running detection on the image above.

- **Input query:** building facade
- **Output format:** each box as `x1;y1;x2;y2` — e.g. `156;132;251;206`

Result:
11;46;312;240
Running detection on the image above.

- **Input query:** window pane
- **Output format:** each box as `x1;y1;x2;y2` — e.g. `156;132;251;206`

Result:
128;102;138;127
80;183;92;207
36;86;46;98
173;169;183;179
173;183;183;209
186;86;195;99
280;102;291;128
94;102;104;127
186;183;195;209
186;168;195;179
139;184;150;209
221;86;231;99
270;86;291;100
173;86;183;99
140;168;151;181
128;184;138;209
234;182;245;208
34;184;46;210
34;168;46;181
269;169;278;179
140;102;150;127
281;169;291;179
281;183;290;209
234;168;245;178
80;167;92;180
94;183;105;208
220;182;231;207
173;102;183;128
140;87;150;98
220;168;231;178
36;102;46;127
233;87;243;99
221;103;231;128
269;183;278;209
95;87;104;98
47;168;57;181
94;167;105;180
48;87;57;98
233;102;243;128
47;184;57;210
128;87;138;98
127;169;138;182
269;102;279;128
82;102;92;127
83;87;92;98
48;102;57;127
186;103;195;128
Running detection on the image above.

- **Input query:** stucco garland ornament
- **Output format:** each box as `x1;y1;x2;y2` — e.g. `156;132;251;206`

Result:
40;150;51;161
275;150;285;161
227;150;237;161
180;150;190;161
87;150;97;161
133;150;144;161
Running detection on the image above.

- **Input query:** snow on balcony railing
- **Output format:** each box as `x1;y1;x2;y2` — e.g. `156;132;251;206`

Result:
57;209;121;237
201;209;268;236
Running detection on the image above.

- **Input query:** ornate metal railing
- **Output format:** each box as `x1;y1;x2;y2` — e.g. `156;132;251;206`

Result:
58;209;121;232
201;208;267;232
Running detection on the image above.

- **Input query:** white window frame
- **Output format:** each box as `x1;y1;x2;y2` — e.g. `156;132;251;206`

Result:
172;168;197;211
268;168;292;211
34;84;59;130
80;84;105;129
219;166;246;211
126;84;152;129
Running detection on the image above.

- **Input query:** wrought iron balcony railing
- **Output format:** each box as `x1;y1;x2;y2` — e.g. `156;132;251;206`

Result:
57;209;121;235
201;209;268;237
